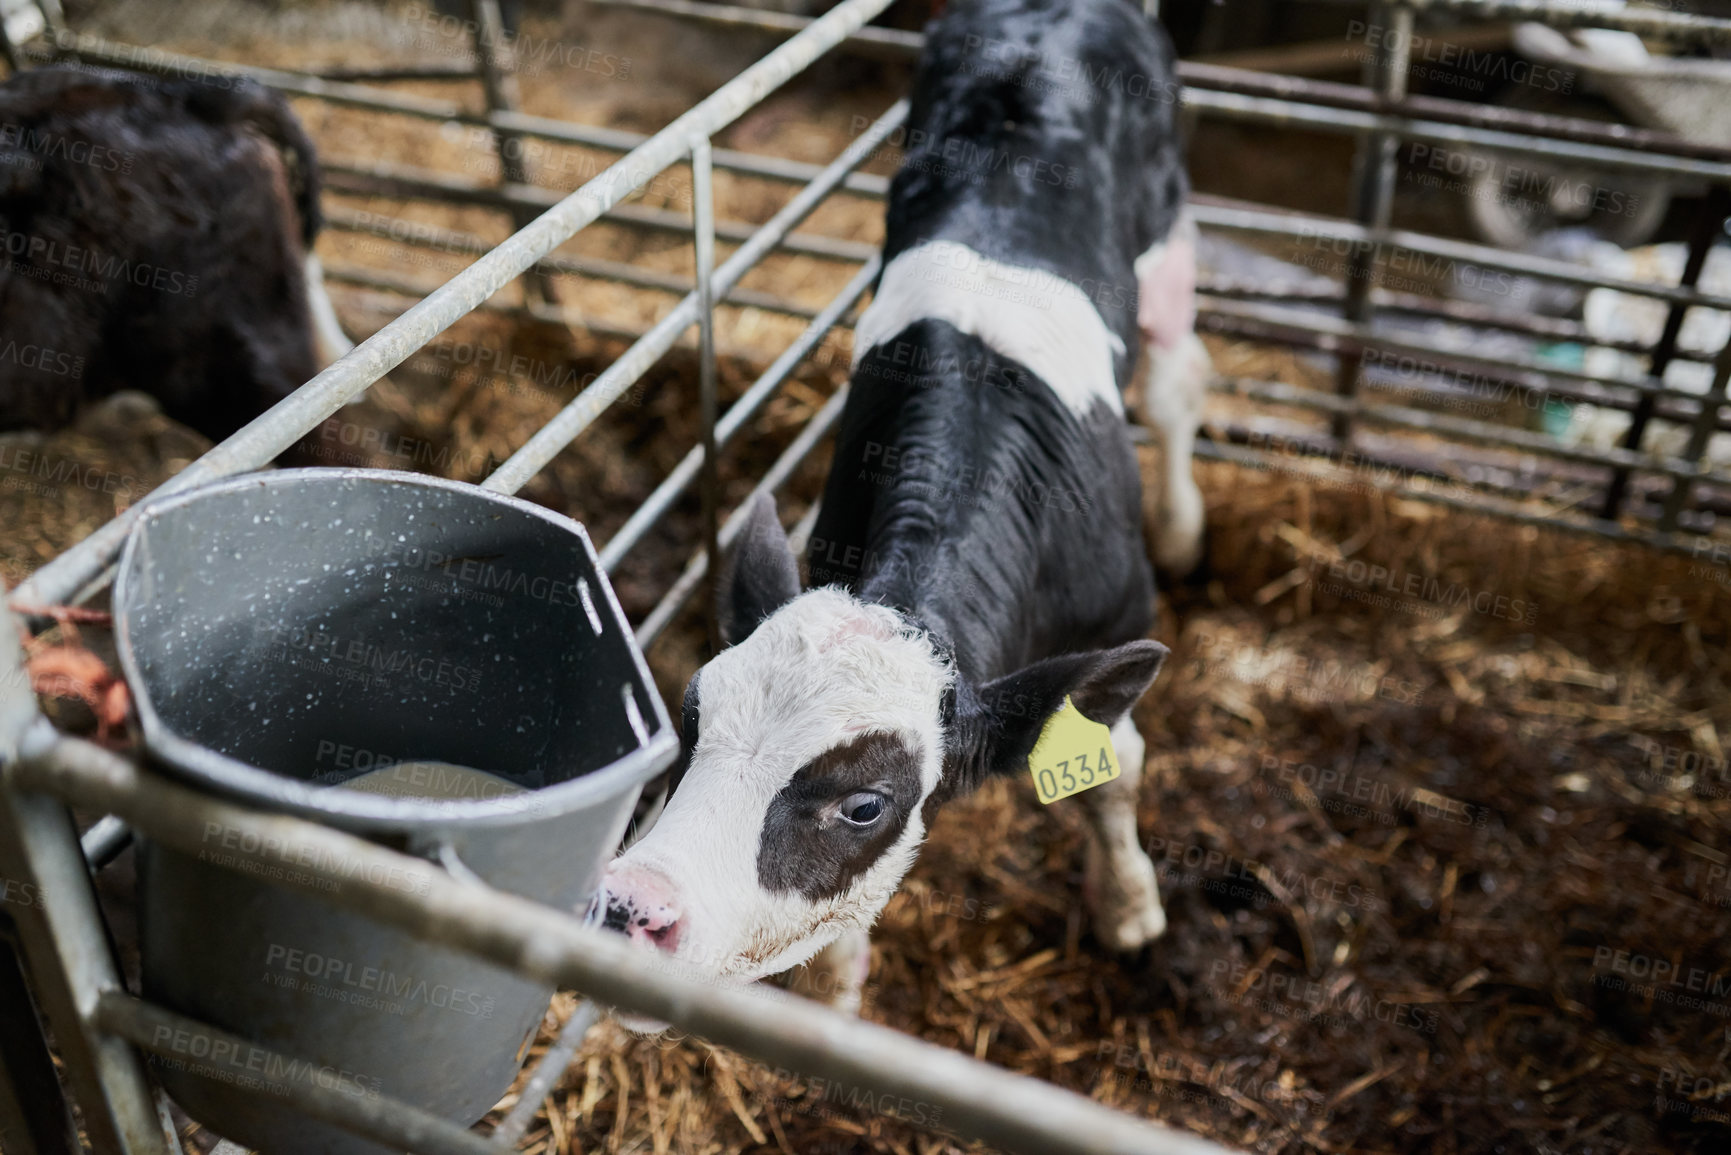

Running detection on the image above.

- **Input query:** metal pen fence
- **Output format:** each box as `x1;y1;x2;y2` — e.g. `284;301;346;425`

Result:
0;2;1241;1153
583;0;1731;552
22;0;1730;558
1;0;1726;1152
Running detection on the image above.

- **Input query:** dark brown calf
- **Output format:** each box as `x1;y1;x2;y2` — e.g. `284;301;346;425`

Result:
0;66;349;447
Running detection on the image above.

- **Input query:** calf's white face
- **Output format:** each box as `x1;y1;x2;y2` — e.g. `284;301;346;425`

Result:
601;584;950;983
595;496;1168;988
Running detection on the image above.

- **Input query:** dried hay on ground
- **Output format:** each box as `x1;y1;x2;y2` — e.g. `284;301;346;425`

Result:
468;466;1730;1155
10;5;1729;1154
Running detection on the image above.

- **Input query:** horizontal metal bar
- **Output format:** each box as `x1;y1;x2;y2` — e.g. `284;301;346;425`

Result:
323;206;821;319
1204;277;1720;368
1202;378;1731;526
1184;84;1731;181
317;179;1722;406
1203;309;1721;432
8;0;899;614
327;193;1731;522
596;0;1731;173
481;99;907;495
93;993;501;1155
5;739;1236;1155
1178;59;1731;164
1191;199;1731;314
1285;282;1715;367
39;32;891;200
56;3;1728;203
598;255;879;574
322;263;686;353
40;31;505;120
1310;0;1731;47
1200;294;1728;429
1204;416;1584;511
593;0;922;58
321;158;878;264
635;384;849;649
612;0;1731;58
322;264;838;368
1195;434;1711;556
1213;375;1725;485
312;61;481;82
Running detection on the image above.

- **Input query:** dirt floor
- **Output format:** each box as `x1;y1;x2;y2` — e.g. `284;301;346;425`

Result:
7;3;1731;1155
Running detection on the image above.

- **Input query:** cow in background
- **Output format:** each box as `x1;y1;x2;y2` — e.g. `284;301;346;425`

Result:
0;66;351;447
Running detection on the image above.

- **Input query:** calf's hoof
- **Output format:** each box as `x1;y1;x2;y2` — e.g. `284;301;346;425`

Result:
1150;487;1207;579
782;928;872;1015
1086;849;1168;953
1098;891;1168;953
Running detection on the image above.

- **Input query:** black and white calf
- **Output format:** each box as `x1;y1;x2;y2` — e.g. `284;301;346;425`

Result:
598;0;1211;1009
0;67;351;444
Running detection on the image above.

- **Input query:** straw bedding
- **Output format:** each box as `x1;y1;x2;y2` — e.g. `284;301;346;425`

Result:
459;460;1731;1155
8;4;1729;1153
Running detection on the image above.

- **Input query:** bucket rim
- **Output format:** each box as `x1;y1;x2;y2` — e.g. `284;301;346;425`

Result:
112;467;677;831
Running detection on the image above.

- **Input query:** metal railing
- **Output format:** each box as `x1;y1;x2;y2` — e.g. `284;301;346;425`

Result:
32;0;1722;549
580;0;1731;551
1;682;1233;1155
0;2;1244;1154
21;0;1731;554
4;0;1730;1153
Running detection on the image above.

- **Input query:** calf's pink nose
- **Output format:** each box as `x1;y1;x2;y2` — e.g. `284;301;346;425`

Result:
597;862;683;953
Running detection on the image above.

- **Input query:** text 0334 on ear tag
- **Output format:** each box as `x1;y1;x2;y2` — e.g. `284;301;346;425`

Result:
1028;696;1119;804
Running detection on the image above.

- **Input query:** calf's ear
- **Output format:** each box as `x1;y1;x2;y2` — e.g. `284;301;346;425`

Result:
717;494;802;644
944;640;1169;790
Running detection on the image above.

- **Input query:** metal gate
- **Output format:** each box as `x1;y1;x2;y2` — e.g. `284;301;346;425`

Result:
1;0;1728;1153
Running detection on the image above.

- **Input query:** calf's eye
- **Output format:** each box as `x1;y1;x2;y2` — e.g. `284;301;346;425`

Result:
838;792;885;827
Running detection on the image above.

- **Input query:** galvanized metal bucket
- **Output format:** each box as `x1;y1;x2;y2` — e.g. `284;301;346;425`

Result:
111;469;677;1155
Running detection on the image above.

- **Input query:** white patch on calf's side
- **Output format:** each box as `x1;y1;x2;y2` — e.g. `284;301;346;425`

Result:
853;240;1125;419
603;588;952;984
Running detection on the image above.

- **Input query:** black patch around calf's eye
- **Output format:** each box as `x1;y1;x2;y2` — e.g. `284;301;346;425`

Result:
756;732;923;901
668;671;701;798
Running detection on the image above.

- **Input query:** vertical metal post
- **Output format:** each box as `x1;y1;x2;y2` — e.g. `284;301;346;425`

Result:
488;1000;599;1146
691;136;723;654
467;0;560;308
0;929;77;1155
34;0;66;40
1332;0;1412;443
0;13;23;75
1658;331;1731;532
30;0;67;62
0;616;165;1155
152;1090;186;1155
1601;183;1731;520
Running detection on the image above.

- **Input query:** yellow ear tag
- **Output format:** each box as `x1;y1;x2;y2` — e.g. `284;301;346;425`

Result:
1027;696;1119;804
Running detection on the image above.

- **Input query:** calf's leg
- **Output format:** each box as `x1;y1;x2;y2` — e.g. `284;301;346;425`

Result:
784;928;872;1015
1134;215;1212;576
1078;715;1166;951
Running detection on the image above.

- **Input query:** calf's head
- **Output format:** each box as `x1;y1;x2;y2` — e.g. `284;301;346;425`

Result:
595;496;1166;987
